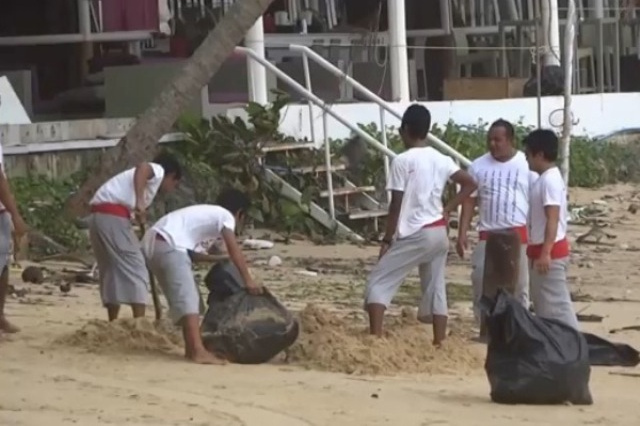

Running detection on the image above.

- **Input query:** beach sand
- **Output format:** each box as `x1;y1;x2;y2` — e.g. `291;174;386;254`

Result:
1;184;640;426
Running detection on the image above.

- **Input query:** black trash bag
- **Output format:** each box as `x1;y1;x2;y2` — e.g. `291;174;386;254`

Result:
201;261;299;364
482;290;593;405
583;332;640;367
204;260;246;304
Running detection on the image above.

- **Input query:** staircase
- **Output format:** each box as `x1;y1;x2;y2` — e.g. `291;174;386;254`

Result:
237;45;472;242
258;141;387;242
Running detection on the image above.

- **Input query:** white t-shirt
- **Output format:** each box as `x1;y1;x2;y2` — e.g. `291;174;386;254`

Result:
469;151;538;231
387;146;460;239
90;163;164;210
528;167;568;245
152;204;236;252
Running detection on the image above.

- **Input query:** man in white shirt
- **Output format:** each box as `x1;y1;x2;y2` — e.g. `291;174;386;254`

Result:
142;189;262;364
364;104;477;346
523;129;578;329
0;138;28;337
88;152;181;322
457;119;537;336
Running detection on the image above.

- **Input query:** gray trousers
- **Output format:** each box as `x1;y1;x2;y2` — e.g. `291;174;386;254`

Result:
0;212;11;272
364;227;450;320
88;213;150;306
471;241;530;324
530;257;579;330
143;237;199;325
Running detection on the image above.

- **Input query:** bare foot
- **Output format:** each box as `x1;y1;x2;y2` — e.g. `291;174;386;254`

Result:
186;350;227;365
0;317;19;333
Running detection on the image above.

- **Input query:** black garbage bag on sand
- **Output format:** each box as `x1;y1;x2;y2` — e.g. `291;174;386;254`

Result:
583;332;640;367
482;290;593;405
201;261;299;364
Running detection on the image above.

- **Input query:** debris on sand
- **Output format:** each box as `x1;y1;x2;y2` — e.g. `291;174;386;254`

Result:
57;318;183;355
21;266;45;284
288;305;484;376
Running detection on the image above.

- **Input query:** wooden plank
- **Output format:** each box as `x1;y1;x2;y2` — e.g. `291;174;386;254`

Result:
348;208;388;220
443;78;528;100
291;164;347;174
319;186;375;197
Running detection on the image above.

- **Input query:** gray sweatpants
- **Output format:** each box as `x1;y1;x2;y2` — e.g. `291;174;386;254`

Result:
364;227;449;320
0;212;11;272
530;257;579;330
88;212;150;306
143;237;199;325
471;241;530;324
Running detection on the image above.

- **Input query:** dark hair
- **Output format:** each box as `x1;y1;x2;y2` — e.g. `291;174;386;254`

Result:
153;151;182;180
523;129;559;162
489;119;515;140
216;189;250;215
401;104;431;140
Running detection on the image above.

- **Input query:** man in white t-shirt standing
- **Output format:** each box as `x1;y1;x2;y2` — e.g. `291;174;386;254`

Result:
141;189;262;364
523;129;578;329
0;140;28;337
457;119;537;335
88;152;181;322
364;104;477;346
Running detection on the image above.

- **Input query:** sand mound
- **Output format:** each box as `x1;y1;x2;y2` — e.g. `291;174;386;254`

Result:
288;305;484;375
57;318;183;354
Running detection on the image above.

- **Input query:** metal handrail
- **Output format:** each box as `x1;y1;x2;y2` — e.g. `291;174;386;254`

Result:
236;46;397;160
288;44;472;168
237;46;397;221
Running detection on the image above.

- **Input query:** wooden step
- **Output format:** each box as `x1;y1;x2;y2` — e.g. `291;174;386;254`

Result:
348;208;388;220
291;164;347;174
261;142;316;153
319;186;376;198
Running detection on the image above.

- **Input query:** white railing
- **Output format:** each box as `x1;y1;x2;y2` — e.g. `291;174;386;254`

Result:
236;46;397;221
289;44;472;168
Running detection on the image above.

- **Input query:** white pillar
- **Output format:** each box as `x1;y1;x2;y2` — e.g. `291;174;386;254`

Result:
388;0;410;102
591;0;604;18
541;0;561;66
245;18;268;105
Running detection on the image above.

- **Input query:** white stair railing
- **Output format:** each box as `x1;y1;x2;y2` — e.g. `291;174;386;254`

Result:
236;46;399;224
236;46;398;161
289;44;472;169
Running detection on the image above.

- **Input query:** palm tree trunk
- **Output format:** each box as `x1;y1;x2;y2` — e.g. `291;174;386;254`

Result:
65;0;275;218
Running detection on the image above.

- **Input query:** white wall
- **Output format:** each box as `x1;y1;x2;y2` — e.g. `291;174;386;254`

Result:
0;76;31;125
228;92;640;144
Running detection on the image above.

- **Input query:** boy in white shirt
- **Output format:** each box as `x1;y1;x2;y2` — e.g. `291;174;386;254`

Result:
142;189;262;364
88;152;181;322
364;104;477;345
523;129;578;329
0;139;28;337
457;119;537;334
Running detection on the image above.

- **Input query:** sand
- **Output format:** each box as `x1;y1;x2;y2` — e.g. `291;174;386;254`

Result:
289;305;483;375
2;184;640;425
57;318;183;355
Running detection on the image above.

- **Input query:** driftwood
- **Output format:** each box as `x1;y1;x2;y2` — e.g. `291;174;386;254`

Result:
575;225;617;244
610;325;640;334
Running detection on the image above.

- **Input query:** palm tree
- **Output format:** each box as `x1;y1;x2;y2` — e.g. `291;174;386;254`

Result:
65;0;274;218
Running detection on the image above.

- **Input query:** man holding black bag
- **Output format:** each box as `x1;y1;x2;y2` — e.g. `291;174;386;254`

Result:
141;189;261;364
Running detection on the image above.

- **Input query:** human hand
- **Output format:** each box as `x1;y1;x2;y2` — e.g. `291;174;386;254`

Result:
378;241;391;260
245;278;264;295
134;203;147;225
534;253;551;275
